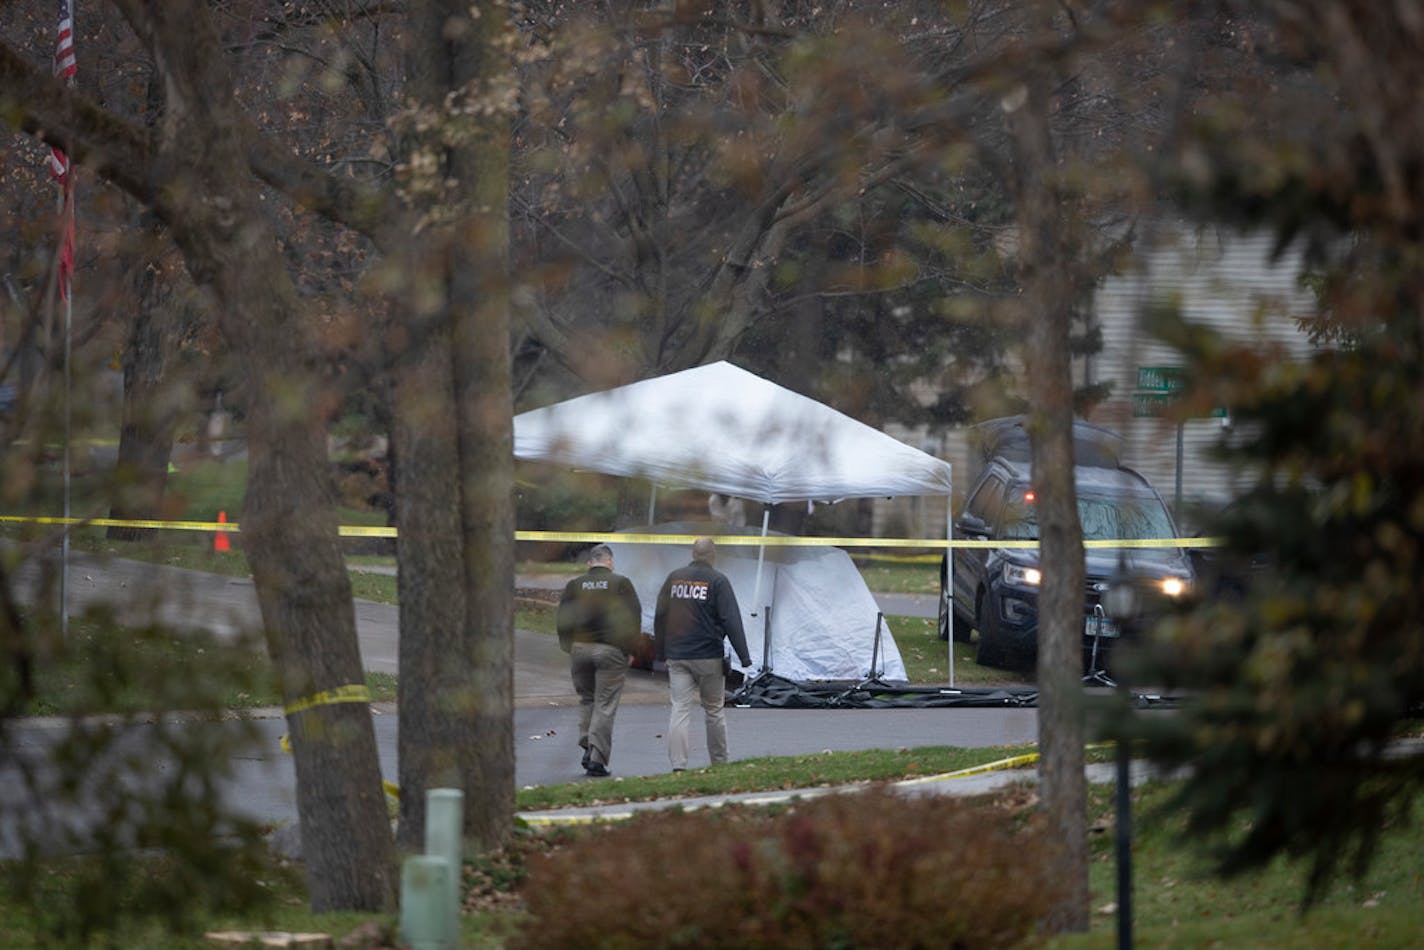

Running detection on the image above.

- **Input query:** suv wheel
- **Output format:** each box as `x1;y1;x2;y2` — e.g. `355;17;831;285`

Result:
939;555;974;643
973;590;1007;669
951;610;973;643
936;591;974;643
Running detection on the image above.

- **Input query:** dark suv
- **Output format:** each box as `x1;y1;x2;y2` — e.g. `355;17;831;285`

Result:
939;421;1194;673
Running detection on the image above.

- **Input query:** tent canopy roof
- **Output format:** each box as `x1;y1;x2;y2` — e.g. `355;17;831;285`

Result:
513;361;952;505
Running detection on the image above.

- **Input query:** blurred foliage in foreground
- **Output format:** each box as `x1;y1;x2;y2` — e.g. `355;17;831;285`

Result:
1119;1;1424;908
1;607;279;944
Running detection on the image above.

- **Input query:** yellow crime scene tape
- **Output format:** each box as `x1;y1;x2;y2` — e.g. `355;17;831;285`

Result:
4;507;1159;815
891;751;1042;787
0;513;1223;550
278;684;401;800
283;683;373;716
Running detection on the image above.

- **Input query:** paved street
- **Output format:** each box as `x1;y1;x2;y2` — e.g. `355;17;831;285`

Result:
13;554;941;706
5;551;1042;842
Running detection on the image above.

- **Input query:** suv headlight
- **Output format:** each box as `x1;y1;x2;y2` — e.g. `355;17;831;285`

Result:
1002;563;1042;587
1158;576;1188;598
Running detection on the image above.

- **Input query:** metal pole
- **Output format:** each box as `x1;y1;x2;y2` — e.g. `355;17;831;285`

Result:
55;2;78;639
1116;733;1133;949
1174;422;1184;519
59;213;73;640
760;604;772;672
868;611;884;680
748;505;771;617
945;496;954;687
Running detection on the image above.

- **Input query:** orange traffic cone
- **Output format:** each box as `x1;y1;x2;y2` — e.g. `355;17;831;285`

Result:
214;511;231;552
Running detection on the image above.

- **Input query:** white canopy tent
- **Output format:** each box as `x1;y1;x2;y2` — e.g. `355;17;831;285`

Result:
513;361;955;681
512;362;953;502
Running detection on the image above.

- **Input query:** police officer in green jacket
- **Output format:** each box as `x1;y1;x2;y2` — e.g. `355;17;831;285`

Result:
557;544;643;777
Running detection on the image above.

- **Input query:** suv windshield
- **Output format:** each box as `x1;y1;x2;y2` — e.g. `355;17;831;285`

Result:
999;491;1174;542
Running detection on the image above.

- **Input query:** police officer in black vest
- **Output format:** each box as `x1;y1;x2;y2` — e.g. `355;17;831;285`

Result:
557;544;643;777
654;536;752;771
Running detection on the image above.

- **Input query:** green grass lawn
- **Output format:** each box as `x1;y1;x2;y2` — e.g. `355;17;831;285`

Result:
515;743;1043;811
852;553;940;593
1063;781;1424;948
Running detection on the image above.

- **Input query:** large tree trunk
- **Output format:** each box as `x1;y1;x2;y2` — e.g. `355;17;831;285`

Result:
132;0;394;911
392;263;468;851
393;0;517;854
1006;0;1090;933
107;223;183;542
447;0;517;853
108;69;184;543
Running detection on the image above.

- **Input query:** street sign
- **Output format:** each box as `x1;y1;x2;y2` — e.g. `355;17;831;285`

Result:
1133;365;1228;419
1136;365;1186;394
1132;392;1173;418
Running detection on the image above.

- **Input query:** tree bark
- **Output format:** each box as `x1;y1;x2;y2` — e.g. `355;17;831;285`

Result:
446;0;518;853
392;295;468;850
107;222;183;542
120;0;395;911
1005;0;1090;933
392;0;517;854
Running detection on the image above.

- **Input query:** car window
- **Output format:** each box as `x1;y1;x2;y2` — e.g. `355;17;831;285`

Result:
964;474;1008;523
999;490;1039;540
1079;493;1174;540
996;489;1175;542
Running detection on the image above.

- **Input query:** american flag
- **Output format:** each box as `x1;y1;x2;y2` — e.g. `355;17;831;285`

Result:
52;0;76;298
49;1;76;182
53;1;76;79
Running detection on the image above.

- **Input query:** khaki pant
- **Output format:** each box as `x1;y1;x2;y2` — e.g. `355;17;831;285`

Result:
571;642;629;767
666;657;729;770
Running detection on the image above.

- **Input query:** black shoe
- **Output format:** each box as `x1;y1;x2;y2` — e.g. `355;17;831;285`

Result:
585;762;610;777
581;749;591;769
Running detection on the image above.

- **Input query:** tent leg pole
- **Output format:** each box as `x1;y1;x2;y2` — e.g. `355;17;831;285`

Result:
870;611;884;680
844;611;888;699
647;484;657;526
760;604;773;671
734;605;774;706
749;506;770;617
946;505;955;688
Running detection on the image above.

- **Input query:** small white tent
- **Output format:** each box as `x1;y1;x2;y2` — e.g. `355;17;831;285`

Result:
513;361;953;682
607;522;906;683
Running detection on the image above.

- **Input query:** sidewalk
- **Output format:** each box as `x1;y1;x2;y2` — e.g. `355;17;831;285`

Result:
516;759;1132;826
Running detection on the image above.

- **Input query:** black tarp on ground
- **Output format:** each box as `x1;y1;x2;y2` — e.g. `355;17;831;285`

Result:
730;673;1038;709
729;672;1178;709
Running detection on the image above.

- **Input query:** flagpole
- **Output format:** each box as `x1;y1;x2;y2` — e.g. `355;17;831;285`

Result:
60;279;70;638
53;0;78;639
61;261;71;638
54;171;74;641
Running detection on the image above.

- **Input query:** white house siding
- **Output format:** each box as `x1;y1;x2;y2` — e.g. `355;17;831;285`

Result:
1086;225;1318;521
875;422;952;542
873;224;1318;539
